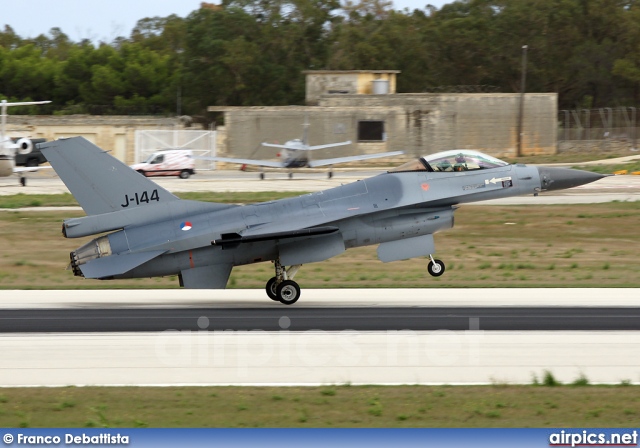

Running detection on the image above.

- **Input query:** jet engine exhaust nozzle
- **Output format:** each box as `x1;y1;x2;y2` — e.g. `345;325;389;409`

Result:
69;235;113;277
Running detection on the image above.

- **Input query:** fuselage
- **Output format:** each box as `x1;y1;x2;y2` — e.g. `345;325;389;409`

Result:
278;142;309;168
0;155;14;177
81;163;541;280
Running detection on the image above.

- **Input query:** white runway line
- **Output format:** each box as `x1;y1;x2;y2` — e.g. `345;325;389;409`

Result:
1;288;640;308
1;331;639;387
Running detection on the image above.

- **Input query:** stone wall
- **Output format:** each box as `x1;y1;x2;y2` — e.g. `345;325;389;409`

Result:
212;93;558;161
6;115;180;164
321;93;557;158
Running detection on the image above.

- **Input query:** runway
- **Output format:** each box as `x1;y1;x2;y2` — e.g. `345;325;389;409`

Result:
4;307;640;332
2;289;640;386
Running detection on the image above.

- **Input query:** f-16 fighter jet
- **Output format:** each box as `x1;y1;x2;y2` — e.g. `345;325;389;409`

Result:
40;138;606;305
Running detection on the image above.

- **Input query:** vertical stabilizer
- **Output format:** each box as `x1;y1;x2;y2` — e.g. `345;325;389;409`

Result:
40;137;180;215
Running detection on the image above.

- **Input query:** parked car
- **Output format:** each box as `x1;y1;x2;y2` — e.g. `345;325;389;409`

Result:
130;149;196;179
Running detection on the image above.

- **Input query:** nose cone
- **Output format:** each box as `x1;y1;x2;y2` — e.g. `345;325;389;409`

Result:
538;167;607;191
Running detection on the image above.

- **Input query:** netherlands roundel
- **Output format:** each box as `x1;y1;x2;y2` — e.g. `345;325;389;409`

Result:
180;221;192;231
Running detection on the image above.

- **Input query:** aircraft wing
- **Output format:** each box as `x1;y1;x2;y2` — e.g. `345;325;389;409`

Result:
195;156;285;168
306;141;352;151
261;143;292;150
308;150;404;167
261;141;352;151
2;100;51;107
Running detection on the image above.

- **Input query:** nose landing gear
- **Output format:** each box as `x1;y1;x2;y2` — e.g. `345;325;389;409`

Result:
265;259;302;305
427;255;445;277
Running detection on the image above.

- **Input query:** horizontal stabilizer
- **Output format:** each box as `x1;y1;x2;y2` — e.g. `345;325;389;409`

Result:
40;137;179;215
212;226;339;249
194;155;284;168
13;166;51;173
308;150;404;167
79;250;166;279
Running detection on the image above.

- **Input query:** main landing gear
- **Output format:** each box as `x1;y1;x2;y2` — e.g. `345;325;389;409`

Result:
427;255;445;277
266;259;302;305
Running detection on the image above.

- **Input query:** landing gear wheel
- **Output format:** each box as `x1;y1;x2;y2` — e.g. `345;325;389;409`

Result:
266;277;279;301
277;280;300;305
428;259;445;277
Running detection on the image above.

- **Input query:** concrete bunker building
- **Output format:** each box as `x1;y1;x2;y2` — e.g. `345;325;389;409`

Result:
209;70;557;162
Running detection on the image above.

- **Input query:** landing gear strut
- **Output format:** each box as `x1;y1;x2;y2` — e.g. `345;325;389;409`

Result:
427;255;445;277
265;259;302;305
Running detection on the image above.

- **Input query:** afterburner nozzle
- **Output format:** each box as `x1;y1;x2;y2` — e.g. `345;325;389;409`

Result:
537;167;608;191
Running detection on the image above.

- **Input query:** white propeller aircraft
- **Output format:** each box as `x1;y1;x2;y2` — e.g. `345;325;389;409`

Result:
204;119;403;179
0;99;51;186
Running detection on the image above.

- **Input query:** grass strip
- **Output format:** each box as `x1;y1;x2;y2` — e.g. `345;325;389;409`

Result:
0;192;310;209
1;383;638;428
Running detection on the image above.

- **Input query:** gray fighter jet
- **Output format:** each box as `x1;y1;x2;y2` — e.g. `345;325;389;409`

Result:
40;137;606;305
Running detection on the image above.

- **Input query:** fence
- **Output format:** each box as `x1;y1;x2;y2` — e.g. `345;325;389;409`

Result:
558;107;639;150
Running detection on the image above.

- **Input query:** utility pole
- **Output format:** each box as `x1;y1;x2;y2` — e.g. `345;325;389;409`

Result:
517;45;528;157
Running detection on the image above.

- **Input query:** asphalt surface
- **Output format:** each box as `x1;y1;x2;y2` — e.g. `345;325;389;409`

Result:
4;306;640;332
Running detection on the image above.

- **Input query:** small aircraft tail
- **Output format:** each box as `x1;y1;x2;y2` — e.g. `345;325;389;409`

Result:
40;137;180;216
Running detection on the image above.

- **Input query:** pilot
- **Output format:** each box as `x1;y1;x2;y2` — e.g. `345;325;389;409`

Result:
454;154;467;171
438;159;452;171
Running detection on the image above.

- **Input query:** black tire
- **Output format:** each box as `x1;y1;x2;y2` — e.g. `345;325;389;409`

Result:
277;280;300;305
179;170;190;179
266;277;279;301
427;259;445;277
260;173;265;180
288;172;293;179
26;158;38;167
328;171;333;179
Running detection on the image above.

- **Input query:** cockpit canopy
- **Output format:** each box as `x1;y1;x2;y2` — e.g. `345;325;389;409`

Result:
389;150;510;173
